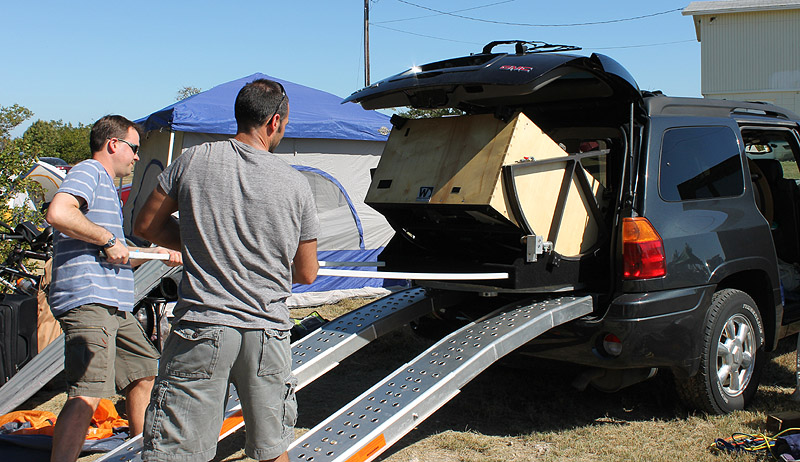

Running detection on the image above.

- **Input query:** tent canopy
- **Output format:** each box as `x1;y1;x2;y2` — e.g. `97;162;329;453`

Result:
129;74;398;305
138;73;390;141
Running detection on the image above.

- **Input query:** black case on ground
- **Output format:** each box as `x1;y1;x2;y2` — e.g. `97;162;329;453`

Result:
0;293;38;386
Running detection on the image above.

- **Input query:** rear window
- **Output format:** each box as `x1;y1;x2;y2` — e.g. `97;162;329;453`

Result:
659;126;743;201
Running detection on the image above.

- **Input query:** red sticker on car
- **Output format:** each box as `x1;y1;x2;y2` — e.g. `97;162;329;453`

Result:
499;65;533;72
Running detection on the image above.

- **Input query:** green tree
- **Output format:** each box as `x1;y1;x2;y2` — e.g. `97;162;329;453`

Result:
0;104;43;263
395;107;464;119
22;119;91;164
0;104;33;152
176;86;202;101
23;119;59;158
54;122;91;165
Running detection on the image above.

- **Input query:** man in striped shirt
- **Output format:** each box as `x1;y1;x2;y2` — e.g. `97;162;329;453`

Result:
45;115;181;462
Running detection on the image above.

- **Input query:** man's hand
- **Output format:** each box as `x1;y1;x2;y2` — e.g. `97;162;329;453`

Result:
103;239;130;265
154;247;182;267
128;246;183;268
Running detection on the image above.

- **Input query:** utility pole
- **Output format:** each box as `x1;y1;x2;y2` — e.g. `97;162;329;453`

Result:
364;0;370;86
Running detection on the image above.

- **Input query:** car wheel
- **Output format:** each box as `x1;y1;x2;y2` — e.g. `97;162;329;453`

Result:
133;300;156;343
675;288;765;414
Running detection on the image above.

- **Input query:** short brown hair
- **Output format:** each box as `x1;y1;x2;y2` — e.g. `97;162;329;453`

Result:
234;79;288;132
89;115;141;152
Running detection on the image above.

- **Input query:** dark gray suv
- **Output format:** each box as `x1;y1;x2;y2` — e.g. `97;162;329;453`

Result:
345;41;800;414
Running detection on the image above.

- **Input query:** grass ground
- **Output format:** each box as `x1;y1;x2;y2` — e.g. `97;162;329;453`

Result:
21;296;800;461
782;160;799;179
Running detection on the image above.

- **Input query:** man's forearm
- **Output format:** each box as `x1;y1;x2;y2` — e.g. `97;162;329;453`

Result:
133;186;182;251
48;204;113;246
141;218;182;251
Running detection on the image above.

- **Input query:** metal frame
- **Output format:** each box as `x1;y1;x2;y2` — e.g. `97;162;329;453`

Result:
501;150;608;248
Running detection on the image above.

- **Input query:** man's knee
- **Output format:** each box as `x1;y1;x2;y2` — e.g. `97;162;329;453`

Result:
126;375;155;389
64;395;102;411
124;376;155;403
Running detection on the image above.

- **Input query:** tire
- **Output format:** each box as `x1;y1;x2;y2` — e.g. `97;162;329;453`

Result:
675;288;765;414
133;301;156;342
410;315;463;341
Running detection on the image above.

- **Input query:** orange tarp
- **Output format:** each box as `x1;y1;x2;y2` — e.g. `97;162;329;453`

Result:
0;399;128;440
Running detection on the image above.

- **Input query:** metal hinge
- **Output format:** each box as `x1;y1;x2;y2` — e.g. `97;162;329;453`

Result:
521;234;553;262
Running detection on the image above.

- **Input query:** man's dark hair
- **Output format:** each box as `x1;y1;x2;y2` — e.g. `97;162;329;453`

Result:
90;115;141;152
235;79;288;133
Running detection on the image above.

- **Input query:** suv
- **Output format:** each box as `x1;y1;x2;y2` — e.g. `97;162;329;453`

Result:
345;41;800;414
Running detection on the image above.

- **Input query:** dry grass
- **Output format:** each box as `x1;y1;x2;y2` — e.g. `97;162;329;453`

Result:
782;160;799;179
19;296;798;461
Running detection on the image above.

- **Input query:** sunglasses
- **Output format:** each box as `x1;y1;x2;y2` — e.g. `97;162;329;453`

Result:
113;138;139;155
267;82;286;124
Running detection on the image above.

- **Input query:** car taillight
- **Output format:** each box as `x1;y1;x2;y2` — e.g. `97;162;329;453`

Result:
622;217;666;279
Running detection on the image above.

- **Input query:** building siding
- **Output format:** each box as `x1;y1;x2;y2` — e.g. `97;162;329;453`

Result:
691;8;800;114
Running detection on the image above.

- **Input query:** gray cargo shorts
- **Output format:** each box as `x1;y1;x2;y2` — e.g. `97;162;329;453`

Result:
57;303;159;398
142;321;296;462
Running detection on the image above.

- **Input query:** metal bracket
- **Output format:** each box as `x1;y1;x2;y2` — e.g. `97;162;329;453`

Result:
522;234;552;262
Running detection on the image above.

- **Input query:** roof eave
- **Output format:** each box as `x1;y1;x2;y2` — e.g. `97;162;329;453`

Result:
683;1;800;16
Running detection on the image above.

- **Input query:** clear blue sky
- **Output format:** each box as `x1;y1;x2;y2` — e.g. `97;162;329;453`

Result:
2;0;699;136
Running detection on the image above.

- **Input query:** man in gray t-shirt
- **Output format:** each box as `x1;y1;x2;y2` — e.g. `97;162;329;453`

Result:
135;79;319;462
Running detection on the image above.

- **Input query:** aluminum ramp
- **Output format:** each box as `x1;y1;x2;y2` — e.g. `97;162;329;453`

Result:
97;287;432;462
0;260;182;416
132;259;182;303
0;334;64;415
288;295;592;462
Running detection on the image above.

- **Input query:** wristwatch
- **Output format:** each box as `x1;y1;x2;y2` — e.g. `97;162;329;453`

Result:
103;235;117;249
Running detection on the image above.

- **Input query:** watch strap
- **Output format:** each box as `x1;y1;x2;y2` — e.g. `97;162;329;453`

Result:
103;235;117;249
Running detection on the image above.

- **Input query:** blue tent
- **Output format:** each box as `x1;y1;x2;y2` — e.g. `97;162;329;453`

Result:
138;73;389;141
127;74;397;305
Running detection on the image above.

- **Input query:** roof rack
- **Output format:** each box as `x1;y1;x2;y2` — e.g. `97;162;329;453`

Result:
481;40;581;55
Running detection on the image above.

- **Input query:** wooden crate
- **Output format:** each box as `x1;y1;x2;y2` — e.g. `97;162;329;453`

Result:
367;113;604;257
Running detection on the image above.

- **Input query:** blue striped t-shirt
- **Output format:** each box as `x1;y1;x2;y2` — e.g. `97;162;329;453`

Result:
49;159;134;316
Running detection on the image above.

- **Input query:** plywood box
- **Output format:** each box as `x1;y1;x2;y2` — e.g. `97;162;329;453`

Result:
367;112;604;257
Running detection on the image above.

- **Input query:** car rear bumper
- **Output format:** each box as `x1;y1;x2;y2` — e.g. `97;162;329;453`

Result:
520;285;716;377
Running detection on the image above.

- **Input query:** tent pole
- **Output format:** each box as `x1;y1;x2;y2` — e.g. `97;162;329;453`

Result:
364;0;370;86
166;131;176;166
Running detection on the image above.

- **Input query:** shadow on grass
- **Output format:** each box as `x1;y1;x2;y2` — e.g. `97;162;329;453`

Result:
211;328;799;462
294;327;691;460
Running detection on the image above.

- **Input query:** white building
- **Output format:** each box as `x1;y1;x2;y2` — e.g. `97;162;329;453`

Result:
683;0;800;115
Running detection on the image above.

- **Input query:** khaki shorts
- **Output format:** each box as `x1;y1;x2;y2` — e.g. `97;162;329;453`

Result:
57;304;159;398
142;322;296;462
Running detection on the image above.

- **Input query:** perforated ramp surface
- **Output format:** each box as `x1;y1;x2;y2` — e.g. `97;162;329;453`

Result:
289;296;592;462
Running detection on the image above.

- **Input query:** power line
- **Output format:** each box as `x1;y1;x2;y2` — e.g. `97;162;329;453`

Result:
396;0;683;27
376;0;516;24
372;23;483;44
373;23;696;51
590;39;696;50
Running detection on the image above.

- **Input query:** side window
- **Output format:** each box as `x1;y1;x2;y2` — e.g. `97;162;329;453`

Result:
743;128;800;175
659;126;743;201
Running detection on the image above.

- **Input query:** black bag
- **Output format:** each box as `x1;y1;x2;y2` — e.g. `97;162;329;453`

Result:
290;311;328;342
0;294;38;386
